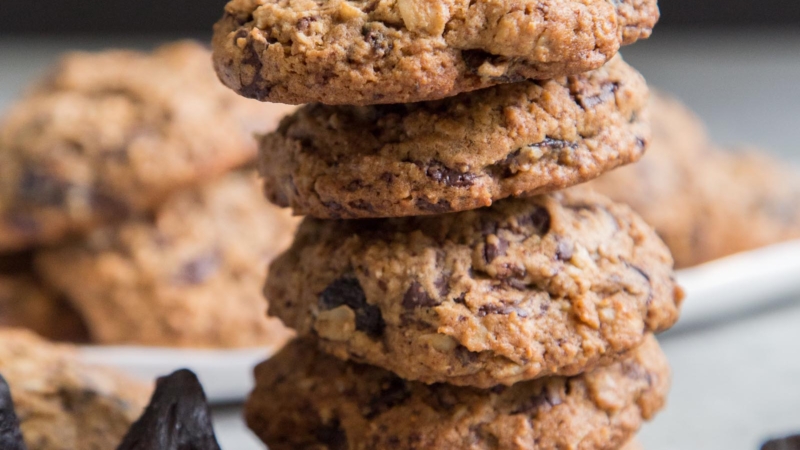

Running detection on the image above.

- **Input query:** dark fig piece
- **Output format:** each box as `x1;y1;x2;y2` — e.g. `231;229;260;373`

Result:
762;434;800;450
0;374;27;450
117;369;220;450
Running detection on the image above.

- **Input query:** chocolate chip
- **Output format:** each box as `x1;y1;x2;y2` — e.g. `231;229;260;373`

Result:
319;276;385;338
484;237;509;263
402;282;439;309
455;345;479;365
345;180;364;192
315;419;348;450
533;137;577;150
297;16;317;32
117;369;221;450
518;207;551;235
578;81;619;110
512;388;563;414
348;200;375;212
175;252;221;285
434;276;449;297
380;172;395;183
762;434;800;450
477;303;528;317
0;374;26;450
556;238;574;261
415;198;451;214
238;41;271;101
362;27;392;57
365;377;411;419
425;161;476;188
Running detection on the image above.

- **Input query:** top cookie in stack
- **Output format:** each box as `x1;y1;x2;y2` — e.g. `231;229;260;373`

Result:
213;0;658;105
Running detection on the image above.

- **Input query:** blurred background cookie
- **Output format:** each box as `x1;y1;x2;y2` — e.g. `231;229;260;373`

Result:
36;171;297;348
0;329;151;450
586;92;800;267
0;40;295;251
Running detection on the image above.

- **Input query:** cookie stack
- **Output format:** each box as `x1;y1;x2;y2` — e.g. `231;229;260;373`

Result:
211;0;683;448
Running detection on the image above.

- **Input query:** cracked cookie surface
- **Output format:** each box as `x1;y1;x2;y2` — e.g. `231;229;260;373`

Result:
260;55;649;219
0;40;296;251
36;172;298;348
213;0;658;104
266;190;682;387
0;329;150;450
245;335;669;450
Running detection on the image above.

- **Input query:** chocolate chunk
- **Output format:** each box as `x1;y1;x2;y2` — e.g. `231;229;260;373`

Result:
578;81;619;110
512;387;563;414
365;377;411;419
314;419;347;450
534;137;577;150
477;303;528;318
518;207;551;235
319;276;385;338
425;162;476;188
175;251;221;285
0;374;26;450
415;198;451;214
117;369;220;450
238;41;270;101
297;16;317;32
762;434;800;450
402;282;439;309
556;238;574;261
363;28;393;57
484;237;509;263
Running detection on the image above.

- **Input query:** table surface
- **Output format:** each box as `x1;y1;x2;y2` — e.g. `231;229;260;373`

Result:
2;29;799;450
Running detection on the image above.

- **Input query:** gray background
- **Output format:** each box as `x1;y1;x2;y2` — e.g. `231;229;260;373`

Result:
1;28;799;449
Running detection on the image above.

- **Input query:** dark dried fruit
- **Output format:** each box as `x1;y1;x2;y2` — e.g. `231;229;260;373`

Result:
0;374;26;450
319;276;385;337
402;282;439;309
117;369;220;450
762;434;800;450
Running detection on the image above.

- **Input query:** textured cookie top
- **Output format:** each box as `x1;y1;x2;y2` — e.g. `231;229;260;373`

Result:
213;0;658;105
267;191;682;387
260;55;649;219
246;335;669;450
0;329;150;450
0;40;296;251
36;172;298;348
586;93;800;268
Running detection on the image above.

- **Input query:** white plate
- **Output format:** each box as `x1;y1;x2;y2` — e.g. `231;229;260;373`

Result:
79;343;283;404
77;239;800;403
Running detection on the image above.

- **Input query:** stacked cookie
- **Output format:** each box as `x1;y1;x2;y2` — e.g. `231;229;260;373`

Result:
0;41;297;349
211;0;683;448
